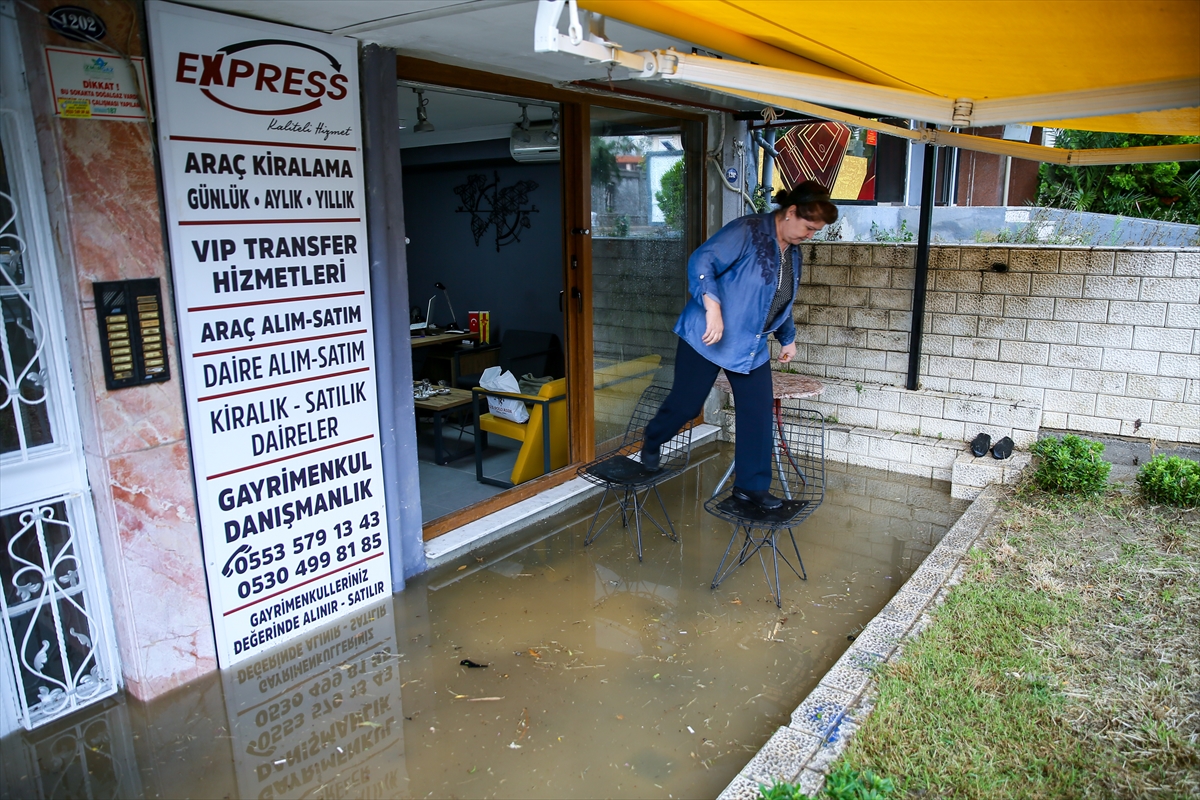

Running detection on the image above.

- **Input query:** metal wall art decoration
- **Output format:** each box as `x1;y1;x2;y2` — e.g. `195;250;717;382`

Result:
454;172;539;252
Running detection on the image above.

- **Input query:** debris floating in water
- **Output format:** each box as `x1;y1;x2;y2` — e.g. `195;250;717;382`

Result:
461;659;489;668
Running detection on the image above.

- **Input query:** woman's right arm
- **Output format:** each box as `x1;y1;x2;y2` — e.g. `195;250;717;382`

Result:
701;294;723;344
687;218;752;308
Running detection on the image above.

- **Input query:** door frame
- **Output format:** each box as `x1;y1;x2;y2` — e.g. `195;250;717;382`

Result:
393;57;707;541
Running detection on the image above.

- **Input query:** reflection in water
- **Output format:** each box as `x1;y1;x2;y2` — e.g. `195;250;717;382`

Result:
223;600;405;799
0;444;968;799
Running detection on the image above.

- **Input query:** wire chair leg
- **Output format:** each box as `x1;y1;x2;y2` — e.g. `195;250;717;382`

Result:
756;528;782;608
650;484;679;542
711;523;746;589
584;485;614;546
787;528;808;581
711;459;735;498
631;489;645;562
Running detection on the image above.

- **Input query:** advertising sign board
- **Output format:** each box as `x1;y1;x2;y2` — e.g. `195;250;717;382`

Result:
146;1;390;667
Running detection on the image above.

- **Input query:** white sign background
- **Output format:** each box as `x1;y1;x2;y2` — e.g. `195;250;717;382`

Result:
147;1;390;667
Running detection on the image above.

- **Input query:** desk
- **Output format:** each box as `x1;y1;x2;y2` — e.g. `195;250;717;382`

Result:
413;387;475;465
712;371;824;496
411;331;498;385
410;330;476;349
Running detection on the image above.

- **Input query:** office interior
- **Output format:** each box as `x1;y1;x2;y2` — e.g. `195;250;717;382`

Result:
399;83;566;523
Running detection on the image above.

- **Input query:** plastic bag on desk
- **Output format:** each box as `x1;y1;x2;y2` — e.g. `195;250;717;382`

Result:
479;366;529;423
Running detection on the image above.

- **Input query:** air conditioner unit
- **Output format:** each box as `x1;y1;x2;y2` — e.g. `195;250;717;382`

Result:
510;121;560;163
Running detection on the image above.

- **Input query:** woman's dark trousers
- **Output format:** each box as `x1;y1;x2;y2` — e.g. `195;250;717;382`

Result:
642;337;774;493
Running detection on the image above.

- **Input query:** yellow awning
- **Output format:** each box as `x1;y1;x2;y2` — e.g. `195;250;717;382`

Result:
580;0;1200;137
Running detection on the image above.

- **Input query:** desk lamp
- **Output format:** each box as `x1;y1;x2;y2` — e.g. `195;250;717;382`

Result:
435;281;463;332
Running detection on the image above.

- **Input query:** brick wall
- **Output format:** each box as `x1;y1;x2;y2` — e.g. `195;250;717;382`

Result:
787;243;1199;445
712;242;1197;497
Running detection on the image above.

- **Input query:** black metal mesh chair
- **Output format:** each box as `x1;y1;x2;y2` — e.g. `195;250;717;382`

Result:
578;385;694;561
706;403;825;607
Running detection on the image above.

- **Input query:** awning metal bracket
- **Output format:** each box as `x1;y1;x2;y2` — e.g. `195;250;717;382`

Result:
532;0;1199;165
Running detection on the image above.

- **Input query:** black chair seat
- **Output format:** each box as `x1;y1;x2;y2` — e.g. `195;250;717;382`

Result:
712;494;809;525
582;455;665;486
579;384;693;561
707;403;826;608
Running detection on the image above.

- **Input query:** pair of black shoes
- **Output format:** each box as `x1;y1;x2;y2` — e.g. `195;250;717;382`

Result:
970;433;1013;460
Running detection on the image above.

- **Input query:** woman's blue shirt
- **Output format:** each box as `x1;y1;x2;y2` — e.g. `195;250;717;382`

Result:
673;212;800;374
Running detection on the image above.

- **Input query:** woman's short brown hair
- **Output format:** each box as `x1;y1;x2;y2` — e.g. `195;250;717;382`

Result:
773;181;838;224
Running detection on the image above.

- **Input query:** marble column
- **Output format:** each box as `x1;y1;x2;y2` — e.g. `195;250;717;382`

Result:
18;0;217;698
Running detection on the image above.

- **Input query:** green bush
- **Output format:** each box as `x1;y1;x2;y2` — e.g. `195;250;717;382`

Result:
822;763;896;800
1031;434;1111;496
1136;454;1200;507
757;764;896;800
758;778;805;800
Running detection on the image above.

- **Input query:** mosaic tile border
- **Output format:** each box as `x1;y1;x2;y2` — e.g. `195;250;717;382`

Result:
717;485;1003;799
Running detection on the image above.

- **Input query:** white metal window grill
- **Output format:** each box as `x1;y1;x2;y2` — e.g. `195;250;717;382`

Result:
0;496;118;729
11;693;142;799
1;196;57;461
1;0;120;732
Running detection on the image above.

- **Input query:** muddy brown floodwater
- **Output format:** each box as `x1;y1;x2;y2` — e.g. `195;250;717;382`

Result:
1;442;968;800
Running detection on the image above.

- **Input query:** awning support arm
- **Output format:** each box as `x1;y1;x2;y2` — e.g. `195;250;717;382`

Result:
691;85;1200;166
534;1;1200;165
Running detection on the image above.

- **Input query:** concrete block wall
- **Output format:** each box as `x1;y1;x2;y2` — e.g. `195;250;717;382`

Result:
592;236;686;370
714;377;1039;489
789;243;1199;445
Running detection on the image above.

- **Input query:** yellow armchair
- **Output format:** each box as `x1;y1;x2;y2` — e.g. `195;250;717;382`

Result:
472;377;568;487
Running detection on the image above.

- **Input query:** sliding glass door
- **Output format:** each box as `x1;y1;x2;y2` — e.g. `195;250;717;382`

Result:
588;108;701;448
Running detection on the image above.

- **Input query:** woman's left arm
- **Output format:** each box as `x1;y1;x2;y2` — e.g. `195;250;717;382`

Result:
776;318;797;363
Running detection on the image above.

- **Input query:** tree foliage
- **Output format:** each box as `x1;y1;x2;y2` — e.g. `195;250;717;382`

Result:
1037;130;1200;224
655;157;686;231
591;137;637;189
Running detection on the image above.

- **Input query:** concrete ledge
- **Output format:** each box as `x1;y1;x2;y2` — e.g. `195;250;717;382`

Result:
950;450;1033;500
423;424;721;568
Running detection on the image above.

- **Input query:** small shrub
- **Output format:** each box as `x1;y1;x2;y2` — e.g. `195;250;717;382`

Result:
823;763;897;799
1137;454;1200;507
1031;434;1111;496
868;219;913;243
756;765;897;800
758;778;805;800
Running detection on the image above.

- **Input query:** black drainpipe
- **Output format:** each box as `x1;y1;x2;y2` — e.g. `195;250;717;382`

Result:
907;130;938;390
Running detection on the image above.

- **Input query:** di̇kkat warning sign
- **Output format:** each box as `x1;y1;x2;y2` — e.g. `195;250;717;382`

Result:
146;1;390;667
44;46;149;119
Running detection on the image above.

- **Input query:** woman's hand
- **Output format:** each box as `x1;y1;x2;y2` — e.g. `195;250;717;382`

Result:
778;342;797;363
701;295;723;345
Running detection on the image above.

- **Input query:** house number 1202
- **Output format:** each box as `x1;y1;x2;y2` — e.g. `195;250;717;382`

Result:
48;6;108;42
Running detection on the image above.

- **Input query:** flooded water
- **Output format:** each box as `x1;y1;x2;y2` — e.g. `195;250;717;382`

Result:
1;443;968;799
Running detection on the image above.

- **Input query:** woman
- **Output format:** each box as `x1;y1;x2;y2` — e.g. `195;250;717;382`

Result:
641;181;838;511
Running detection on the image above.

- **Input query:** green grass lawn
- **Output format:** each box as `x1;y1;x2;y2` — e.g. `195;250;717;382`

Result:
834;485;1199;799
